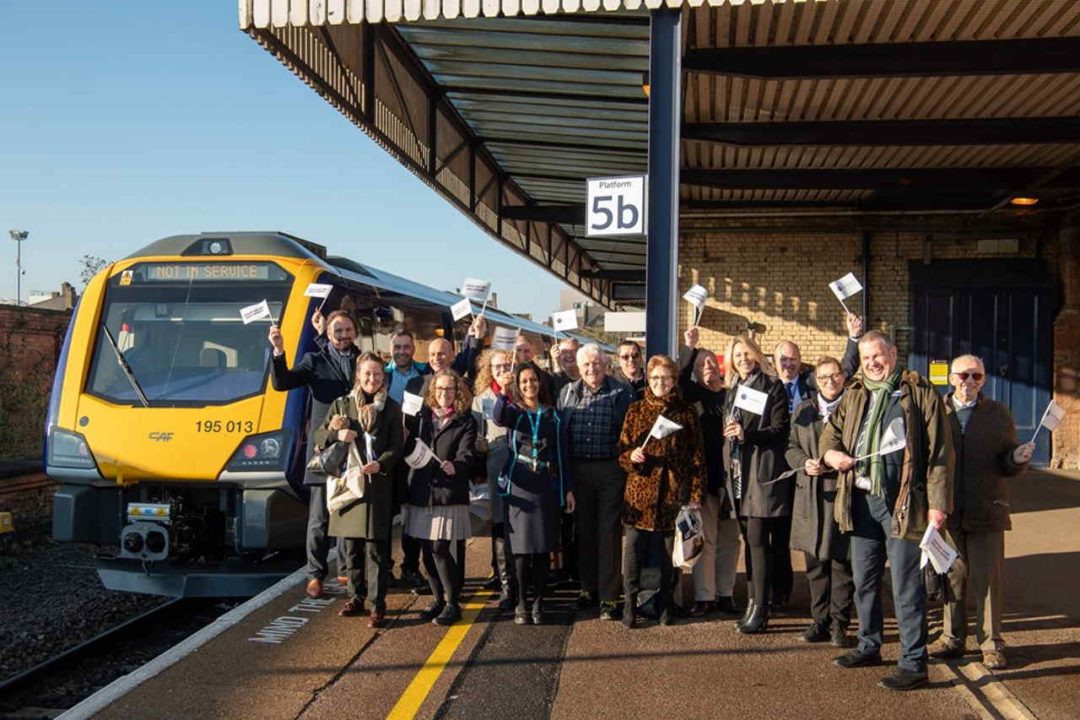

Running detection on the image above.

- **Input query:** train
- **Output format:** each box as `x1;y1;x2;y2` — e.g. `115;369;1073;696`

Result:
47;231;581;597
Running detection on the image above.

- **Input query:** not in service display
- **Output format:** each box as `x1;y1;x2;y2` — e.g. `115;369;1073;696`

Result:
586;175;646;237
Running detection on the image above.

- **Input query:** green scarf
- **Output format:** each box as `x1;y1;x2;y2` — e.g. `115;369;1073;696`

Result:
856;368;903;498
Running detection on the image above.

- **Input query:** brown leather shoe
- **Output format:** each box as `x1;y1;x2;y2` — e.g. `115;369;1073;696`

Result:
339;599;366;617
929;637;966;659
367;608;386;629
306;578;323;599
983;650;1007;670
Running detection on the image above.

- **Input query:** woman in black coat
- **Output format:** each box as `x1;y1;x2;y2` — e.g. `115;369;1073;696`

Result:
403;369;477;626
721;334;791;634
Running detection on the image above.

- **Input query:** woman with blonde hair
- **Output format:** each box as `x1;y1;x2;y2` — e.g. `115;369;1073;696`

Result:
617;354;705;628
721;335;791;634
472;349;516;611
402;369;477;626
314;352;404;628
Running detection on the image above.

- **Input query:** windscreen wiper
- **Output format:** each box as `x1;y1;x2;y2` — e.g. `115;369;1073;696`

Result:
100;322;150;408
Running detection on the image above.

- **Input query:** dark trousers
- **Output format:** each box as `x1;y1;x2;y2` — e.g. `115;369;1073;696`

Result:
624;527;674;605
850;490;927;673
572;458;625;602
342;537;389;610
305;485;345;580
804;552;855;629
772;516;794;602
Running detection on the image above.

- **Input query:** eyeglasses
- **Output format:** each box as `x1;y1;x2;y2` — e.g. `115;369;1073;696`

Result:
954;371;984;381
434;386;456;393
816;372;844;383
491;363;512;371
619;353;641;361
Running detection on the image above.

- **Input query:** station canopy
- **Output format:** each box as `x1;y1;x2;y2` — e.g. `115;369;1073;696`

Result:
241;0;1080;307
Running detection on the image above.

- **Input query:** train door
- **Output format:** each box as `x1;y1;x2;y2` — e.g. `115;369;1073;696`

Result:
908;259;1056;466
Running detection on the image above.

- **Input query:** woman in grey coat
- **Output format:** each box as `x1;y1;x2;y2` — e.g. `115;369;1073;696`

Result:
786;356;855;648
314;352;403;628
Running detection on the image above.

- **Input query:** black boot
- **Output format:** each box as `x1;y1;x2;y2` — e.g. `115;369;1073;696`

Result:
623;594;638;629
734;599;756;629
736;602;769;634
495;536;515;612
658;590;675;626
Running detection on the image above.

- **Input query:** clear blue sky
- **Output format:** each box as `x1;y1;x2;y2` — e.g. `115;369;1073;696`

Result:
0;1;571;319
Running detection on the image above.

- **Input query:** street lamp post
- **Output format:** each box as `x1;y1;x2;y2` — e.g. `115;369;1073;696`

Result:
9;230;28;306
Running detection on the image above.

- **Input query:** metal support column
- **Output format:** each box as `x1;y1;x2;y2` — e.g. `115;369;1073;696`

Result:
645;9;681;358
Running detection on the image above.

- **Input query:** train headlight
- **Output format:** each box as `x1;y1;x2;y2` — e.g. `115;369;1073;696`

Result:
226;430;290;472
47;427;98;470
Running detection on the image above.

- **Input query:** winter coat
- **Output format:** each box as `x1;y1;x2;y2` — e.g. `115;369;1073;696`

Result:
472;387;510;518
786;396;847;561
721;372;792;518
314;393;404;540
617;391;705;532
677;347;727;498
402;407;477;508
944;393;1028;533
820;370;953;542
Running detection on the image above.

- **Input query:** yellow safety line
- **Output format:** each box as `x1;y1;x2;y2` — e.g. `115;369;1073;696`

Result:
386;590;495;720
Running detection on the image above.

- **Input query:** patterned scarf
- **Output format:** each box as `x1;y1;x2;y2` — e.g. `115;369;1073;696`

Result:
855;368;902;498
353;388;387;434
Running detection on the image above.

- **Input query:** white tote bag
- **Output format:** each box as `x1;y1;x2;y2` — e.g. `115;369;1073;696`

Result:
327;443;365;513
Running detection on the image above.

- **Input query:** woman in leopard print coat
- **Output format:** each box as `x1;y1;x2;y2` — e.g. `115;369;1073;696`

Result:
617;354;705;627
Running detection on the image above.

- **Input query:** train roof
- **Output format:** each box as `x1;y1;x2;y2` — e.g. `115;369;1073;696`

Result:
128;232;609;349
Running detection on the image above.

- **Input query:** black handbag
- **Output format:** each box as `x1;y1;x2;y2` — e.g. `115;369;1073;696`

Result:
306;441;349;477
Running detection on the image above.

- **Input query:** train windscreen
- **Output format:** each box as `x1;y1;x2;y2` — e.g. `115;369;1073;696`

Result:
86;262;293;406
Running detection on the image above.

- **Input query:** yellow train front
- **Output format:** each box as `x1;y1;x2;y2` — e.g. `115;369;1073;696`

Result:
48;232;327;596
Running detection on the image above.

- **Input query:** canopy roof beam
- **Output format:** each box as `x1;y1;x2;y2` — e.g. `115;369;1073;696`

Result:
683;37;1080;79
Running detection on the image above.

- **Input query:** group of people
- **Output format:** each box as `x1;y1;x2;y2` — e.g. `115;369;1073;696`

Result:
268;304;1035;692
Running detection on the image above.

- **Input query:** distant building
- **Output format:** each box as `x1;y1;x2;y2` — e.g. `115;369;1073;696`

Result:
28;283;78;311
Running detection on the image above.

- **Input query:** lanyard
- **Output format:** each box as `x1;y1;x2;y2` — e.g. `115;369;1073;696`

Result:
524;407;543;470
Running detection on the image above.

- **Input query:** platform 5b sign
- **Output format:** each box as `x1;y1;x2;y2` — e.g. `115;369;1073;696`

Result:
586;175;646;237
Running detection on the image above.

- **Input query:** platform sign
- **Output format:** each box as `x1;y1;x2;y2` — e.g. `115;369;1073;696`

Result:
586;175;646;237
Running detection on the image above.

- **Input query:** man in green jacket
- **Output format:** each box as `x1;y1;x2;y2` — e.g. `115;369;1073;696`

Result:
821;331;953;691
931;354;1033;670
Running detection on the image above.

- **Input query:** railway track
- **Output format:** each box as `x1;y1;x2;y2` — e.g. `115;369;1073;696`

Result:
0;597;234;717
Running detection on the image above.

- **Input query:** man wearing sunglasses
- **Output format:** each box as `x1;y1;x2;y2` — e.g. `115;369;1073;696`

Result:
615;340;646;398
930;355;1034;671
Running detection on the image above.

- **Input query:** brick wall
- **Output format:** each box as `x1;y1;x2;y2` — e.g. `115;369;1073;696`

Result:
677;223;1076;469
0;306;72;459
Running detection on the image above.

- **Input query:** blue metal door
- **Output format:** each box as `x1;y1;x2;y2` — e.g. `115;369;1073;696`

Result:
908;259;1056;466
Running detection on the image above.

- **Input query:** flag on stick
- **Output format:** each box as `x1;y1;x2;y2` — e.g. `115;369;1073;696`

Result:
828;272;863;314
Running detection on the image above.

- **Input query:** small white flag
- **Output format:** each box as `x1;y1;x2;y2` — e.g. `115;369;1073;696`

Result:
1038;400;1066;432
460;278;492;303
855;416;907;461
304;283;333;299
492;326;518;351
450;297;473;321
733;385;769;416
919;525;958;574
649;414;684;440
829;272;863;302
239;300;273;325
404;439;437;469
682;284;708;310
879;416;907;456
401;392;424;417
552;309;578;332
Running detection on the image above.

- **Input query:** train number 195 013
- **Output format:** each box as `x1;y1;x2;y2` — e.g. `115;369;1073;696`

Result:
195;420;255;433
